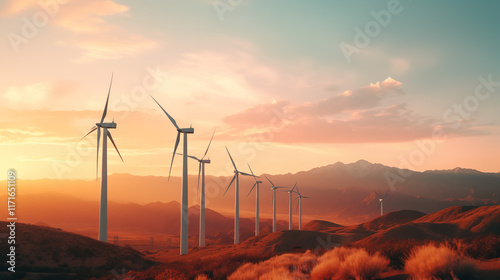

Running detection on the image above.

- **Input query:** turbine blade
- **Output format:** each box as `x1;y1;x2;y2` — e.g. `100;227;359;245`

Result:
265;176;276;188
239;171;254;177
168;132;180;180
197;162;201;197
107;131;124;162
247;163;258;182
246;182;257;198
150;95;180;130
296;200;299;212
383;190;389;199
176;153;199;161
223;174;237;196
375;192;381;199
81;126;97;140
291;181;298;193
100;73;113;124
302;196;311;199
202;129;216;160
295;185;301;195
96;127;101;180
376;202;381;212
225;146;238;171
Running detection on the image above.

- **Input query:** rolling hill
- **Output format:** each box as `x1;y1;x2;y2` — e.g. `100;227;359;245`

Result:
0;221;155;279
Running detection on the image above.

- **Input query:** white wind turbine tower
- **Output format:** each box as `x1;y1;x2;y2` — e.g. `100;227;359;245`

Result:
177;130;215;247
265;176;284;232
224;147;256;244
245;164;262;236
151;95;194;255
81;74;124;242
294;185;310;230
282;182;297;230
375;191;389;216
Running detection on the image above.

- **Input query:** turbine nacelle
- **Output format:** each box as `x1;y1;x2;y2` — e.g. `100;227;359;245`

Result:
97;122;117;129
201;159;211;163
178;127;194;134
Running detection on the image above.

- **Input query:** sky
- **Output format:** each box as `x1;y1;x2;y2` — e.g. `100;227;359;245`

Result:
1;0;500;180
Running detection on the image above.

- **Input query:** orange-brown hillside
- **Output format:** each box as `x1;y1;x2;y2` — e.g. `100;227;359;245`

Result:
0;222;155;279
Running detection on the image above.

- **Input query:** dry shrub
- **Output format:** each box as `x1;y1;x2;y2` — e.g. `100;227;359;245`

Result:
154;268;187;280
195;274;209;280
260;266;308;280
405;244;476;280
228;250;317;280
311;247;389;280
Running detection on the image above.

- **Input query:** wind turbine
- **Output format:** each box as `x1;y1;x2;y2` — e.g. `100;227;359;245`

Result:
223;147;256;244
265;176;284;232
81;74;124;242
375;191;389;216
245;164;262;236
294;185;310;230
151;95;194;255
282;182;297;230
177;130;215;247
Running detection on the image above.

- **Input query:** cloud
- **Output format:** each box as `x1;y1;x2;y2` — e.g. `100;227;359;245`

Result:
53;0;129;34
221;78;438;143
0;0;38;16
0;0;157;62
62;34;157;63
222;100;291;129
294;77;403;117
3;83;52;108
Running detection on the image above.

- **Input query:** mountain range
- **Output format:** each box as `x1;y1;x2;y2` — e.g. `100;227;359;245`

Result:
2;160;499;227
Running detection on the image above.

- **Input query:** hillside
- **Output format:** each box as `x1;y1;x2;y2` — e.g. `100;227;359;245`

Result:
0;222;155;279
354;205;500;246
302;220;343;232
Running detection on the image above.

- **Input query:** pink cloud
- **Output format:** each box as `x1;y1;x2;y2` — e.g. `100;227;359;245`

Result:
221;78;438;143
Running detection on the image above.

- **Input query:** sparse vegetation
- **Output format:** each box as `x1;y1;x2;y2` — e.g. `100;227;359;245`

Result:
228;251;317;280
310;247;389;280
405;244;476;280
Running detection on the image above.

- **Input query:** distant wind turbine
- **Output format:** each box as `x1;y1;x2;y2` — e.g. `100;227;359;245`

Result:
245;164;262;236
224;147;256;244
177;130;215;247
375;191;389;216
294;185;310;230
265;176;284;232
282;182;297;230
151;95;194;255
81;74;124;242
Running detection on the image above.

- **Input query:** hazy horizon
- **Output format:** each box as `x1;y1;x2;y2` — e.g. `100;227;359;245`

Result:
2;1;500;181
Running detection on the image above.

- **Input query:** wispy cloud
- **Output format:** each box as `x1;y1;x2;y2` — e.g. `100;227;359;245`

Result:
0;0;157;62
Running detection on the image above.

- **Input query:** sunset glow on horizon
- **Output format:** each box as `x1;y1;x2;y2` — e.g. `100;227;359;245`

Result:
1;0;500;180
